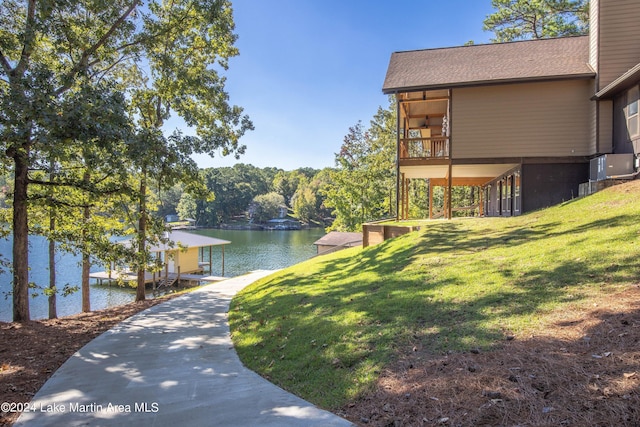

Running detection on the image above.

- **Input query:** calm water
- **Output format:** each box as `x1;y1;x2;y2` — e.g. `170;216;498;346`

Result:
0;228;325;322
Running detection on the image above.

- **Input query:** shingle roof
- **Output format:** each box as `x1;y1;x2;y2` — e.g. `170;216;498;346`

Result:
382;36;594;94
313;231;362;248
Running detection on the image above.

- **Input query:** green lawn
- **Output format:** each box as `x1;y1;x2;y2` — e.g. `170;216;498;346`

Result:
229;182;640;410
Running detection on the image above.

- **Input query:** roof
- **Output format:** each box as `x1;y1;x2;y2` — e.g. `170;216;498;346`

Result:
382;36;594;94
123;230;230;252
594;62;640;100
313;231;362;248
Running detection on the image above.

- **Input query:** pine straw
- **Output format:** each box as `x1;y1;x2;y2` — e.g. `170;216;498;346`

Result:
340;285;640;426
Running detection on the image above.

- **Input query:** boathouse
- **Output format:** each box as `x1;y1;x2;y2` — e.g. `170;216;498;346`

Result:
90;230;230;287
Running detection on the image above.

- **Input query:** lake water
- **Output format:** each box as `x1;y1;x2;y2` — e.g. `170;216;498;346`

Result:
0;228;325;322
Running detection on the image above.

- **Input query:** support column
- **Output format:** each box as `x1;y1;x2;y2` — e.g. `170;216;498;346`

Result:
429;180;434;219
447;162;453;219
404;176;410;220
222;245;225;277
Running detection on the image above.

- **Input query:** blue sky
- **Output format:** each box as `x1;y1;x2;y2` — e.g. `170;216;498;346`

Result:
183;0;496;171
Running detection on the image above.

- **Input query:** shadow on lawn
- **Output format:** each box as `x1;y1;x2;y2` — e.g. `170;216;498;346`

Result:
231;212;640;409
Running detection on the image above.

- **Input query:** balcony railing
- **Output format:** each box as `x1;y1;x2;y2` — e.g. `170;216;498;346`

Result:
399;137;449;160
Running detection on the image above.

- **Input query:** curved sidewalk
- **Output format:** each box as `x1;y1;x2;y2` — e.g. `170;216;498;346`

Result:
15;270;353;427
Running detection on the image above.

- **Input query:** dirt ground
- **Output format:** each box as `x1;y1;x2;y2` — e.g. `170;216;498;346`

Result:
339;285;640;427
0;295;181;426
2;286;640;427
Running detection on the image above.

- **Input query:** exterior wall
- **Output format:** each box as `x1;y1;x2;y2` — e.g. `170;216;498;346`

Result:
179;247;201;273
597;0;640;89
451;79;593;159
589;0;599;75
521;163;589;213
613;86;640;155
598;99;614;154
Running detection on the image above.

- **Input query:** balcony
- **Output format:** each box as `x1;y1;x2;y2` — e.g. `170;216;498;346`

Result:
399;136;449;160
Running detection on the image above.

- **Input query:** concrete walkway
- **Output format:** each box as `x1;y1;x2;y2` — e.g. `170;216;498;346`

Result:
15;271;353;427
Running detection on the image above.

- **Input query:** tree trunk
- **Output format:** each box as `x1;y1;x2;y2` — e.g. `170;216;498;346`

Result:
48;208;57;319
81;203;91;312
48;162;57;319
13;148;30;322
136;171;147;301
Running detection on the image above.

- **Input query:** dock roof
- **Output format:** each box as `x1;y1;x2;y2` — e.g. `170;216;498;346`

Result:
123;230;230;252
382;36;594;94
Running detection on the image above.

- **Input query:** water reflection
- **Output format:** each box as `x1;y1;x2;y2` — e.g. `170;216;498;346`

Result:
0;228;325;322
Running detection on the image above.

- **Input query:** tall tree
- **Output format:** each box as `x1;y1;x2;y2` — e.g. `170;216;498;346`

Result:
0;0;251;320
323;102;396;232
126;0;252;301
484;0;589;42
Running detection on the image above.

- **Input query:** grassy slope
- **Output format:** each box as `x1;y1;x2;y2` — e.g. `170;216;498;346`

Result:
229;181;640;410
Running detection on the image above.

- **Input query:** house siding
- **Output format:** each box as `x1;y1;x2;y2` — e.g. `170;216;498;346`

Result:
598;99;614;154
451;80;593;159
598;0;640;89
589;0;599;75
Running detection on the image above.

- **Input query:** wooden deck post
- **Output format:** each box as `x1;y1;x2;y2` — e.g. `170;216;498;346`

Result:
429;181;434;219
447;162;453;219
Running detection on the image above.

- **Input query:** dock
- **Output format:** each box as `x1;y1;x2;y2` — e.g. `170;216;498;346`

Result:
89;271;227;288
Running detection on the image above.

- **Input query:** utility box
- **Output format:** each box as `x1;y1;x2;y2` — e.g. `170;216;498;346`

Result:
589;154;634;181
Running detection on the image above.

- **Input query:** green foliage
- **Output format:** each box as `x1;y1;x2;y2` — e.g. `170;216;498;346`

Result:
273;170;308;205
484;0;589;42
196;164;277;226
323;101;396;231
251;192;285;224
0;0;252;318
176;193;197;220
230;182;640;410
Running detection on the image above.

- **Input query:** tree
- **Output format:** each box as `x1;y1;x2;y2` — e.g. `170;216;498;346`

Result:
292;168;332;225
484;0;589;42
177;193;197;220
1;0;251;320
198;164;276;226
273;170;308;206
323;106;396;232
251;192;285;224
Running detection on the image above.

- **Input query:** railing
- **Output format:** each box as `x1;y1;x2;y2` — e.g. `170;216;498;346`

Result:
399;137;449;160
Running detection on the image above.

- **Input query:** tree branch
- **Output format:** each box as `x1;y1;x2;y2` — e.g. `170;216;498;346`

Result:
13;0;37;78
55;0;140;96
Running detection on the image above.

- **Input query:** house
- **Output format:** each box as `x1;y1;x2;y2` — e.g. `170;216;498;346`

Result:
382;0;640;218
314;231;362;255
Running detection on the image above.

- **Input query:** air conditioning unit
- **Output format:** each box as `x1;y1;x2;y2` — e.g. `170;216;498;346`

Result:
589;154;634;181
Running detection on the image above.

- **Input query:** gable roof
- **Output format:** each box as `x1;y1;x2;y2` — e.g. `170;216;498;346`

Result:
382;36;594;94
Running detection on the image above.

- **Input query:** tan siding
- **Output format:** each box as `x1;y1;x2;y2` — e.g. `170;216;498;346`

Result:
452;80;593;159
589;0;599;73
599;99;614;153
590;85;598;153
598;0;640;88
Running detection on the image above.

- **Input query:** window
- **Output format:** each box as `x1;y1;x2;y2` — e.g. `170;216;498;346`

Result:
628;86;639;138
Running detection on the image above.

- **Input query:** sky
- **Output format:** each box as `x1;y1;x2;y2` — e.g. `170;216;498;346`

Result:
178;0;497;171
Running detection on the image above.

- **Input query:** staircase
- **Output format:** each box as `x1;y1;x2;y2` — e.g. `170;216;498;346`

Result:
155;274;178;290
